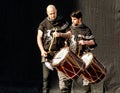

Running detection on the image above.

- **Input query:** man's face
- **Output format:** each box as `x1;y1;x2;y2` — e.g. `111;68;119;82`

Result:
47;7;57;21
71;17;81;26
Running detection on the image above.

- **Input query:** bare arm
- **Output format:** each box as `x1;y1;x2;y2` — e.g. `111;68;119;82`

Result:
53;30;72;38
37;30;47;57
78;34;95;46
78;39;95;46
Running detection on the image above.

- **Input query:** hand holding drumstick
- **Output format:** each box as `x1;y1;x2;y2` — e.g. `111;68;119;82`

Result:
47;28;58;53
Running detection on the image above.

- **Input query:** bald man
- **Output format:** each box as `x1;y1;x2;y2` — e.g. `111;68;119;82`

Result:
46;5;57;21
37;5;72;93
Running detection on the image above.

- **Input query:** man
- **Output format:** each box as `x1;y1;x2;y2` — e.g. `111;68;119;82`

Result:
37;4;71;93
69;10;97;93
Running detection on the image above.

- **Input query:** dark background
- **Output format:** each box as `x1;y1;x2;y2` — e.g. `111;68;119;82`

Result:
0;0;120;93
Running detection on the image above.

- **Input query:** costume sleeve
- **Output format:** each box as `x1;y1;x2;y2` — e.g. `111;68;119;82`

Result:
38;22;44;32
54;21;69;33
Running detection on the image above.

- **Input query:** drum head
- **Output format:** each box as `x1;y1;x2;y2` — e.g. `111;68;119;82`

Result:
52;47;69;66
81;52;93;67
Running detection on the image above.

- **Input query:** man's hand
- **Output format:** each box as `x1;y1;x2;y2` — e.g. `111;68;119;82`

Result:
52;32;60;37
41;50;48;57
78;40;86;45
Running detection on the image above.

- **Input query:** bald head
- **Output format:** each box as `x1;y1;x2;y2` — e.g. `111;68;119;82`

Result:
46;5;57;21
46;5;56;12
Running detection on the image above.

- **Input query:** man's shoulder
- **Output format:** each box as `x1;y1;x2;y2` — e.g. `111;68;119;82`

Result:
40;17;49;24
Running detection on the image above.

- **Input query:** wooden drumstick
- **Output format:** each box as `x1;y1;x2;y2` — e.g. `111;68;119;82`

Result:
77;35;83;57
47;28;57;53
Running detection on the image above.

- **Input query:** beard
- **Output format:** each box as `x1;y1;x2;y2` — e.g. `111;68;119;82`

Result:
72;23;79;27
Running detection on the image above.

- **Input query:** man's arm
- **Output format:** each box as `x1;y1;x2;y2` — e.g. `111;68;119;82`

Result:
53;30;72;38
37;30;47;57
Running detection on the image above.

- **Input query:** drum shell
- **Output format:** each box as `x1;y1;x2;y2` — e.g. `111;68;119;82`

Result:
52;47;85;79
81;52;107;84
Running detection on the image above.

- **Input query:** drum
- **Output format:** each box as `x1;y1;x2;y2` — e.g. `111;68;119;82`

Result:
52;47;85;79
81;52;106;84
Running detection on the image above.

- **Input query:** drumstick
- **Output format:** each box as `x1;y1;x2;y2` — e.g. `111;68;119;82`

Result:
77;35;83;57
78;45;82;57
47;28;57;53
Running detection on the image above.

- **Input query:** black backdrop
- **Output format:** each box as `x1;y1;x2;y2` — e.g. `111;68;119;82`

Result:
0;0;120;93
